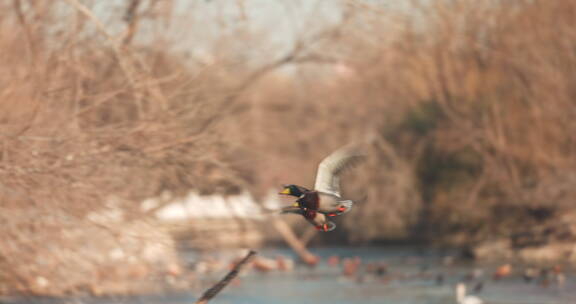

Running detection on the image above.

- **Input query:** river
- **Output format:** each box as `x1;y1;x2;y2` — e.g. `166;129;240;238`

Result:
3;246;575;304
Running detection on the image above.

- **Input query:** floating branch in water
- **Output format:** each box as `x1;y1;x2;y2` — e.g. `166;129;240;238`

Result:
193;250;257;304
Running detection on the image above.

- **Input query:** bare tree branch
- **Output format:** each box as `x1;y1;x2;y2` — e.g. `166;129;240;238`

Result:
194;250;257;304
122;0;142;46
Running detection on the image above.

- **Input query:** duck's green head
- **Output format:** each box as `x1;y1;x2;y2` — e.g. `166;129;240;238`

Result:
279;184;308;197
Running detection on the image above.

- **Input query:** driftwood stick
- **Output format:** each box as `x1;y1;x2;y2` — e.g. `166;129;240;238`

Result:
193;250;257;304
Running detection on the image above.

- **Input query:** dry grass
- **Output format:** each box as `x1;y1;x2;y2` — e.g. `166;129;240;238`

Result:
0;0;250;295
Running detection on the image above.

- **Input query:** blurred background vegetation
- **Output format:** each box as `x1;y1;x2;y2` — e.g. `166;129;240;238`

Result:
2;0;576;296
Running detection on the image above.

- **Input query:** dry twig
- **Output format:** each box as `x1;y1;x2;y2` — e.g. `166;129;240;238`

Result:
193;250;257;304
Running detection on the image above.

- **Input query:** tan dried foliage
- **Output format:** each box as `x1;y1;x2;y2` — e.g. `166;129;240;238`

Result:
0;0;246;295
231;0;576;243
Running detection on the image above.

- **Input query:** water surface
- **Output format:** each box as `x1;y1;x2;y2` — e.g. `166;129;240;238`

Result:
3;247;575;304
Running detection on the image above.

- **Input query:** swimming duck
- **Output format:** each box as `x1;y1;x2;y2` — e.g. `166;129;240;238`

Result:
455;283;483;304
279;143;365;230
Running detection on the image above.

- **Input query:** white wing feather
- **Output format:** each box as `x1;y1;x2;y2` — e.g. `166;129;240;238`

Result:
314;144;365;197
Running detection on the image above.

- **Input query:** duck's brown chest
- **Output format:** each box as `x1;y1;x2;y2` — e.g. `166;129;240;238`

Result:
297;192;320;211
303;209;317;220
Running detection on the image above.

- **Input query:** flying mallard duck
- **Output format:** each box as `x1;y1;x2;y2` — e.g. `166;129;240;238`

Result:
278;143;366;231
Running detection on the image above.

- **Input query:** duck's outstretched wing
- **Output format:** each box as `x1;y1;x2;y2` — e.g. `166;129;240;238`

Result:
314;143;365;197
279;205;303;214
259;204;301;216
